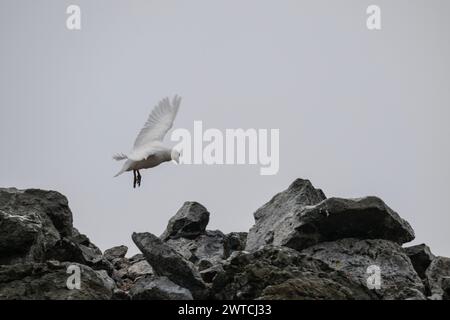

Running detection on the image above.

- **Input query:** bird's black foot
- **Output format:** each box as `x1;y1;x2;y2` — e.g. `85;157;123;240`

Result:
137;170;142;187
133;170;137;188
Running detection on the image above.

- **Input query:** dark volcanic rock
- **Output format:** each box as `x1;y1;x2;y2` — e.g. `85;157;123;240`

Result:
129;276;193;300
245;179;326;252
199;264;224;283
258;277;354;300
425;256;450;300
22;189;74;237
302;238;425;299
161;203;246;268
211;246;373;300
246;180;414;252
443;278;450;300
46;238;100;264
223;232;247;259
45;236;114;275
132;232;206;299
127;260;153;280
95;269;117;292
0;188;67;264
0;180;447;300
165;230;226;266
0;261;113;300
104;245;128;261
129;254;145;263
404;244;435;279
160;202;210;240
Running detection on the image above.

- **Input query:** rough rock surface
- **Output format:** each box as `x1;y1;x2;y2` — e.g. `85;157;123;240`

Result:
404;244;435;279
425;256;450;300
302;239;426;299
160;203;245;269
223;232;247;258
104;245;128;260
211;246;373;300
160;202;210;241
0;261;113;300
258;277;354;300
165;230;226;266
246;179;326;252
132;232;206;298
246;180;414;252
129;276;193;300
1;179;448;300
0;188;68;264
127;260;153;280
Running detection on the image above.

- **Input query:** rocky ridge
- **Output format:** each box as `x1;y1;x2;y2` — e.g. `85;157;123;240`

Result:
0;179;448;300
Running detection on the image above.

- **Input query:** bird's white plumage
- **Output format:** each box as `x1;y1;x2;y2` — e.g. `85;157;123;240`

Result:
127;95;181;162
113;95;182;179
127;141;166;162
134;96;181;147
112;153;128;161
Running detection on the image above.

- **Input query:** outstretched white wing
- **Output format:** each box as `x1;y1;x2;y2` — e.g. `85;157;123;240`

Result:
127;95;181;161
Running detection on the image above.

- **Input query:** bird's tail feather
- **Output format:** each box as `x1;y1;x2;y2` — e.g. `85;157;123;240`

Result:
113;153;128;161
114;155;130;177
114;168;126;177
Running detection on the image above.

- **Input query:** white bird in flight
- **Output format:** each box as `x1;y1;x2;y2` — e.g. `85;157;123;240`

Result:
113;95;182;188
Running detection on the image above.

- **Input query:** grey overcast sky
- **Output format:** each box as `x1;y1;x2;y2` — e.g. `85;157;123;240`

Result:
1;0;449;256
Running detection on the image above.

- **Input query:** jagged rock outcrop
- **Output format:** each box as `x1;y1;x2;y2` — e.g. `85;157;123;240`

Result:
405;244;435;279
45;236;114;275
246;179;415;252
127;260;153;280
103;245;128;261
246;179;326;252
0;188;68;264
0;188;118;299
129;276;193;300
102;246;155;296
211;246;373;300
223;232;247;258
160;202;210;241
258;277;355;300
426;256;450;300
165;230;226;266
0;188;113;275
302;239;426;299
132;232;206;299
0;261;113;299
1;179;449;300
159;202;246;268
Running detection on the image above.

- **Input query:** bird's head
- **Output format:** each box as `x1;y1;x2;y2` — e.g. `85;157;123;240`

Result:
171;149;181;164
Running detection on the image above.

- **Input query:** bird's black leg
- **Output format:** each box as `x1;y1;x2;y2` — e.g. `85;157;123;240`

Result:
133;170;137;188
137;170;142;187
